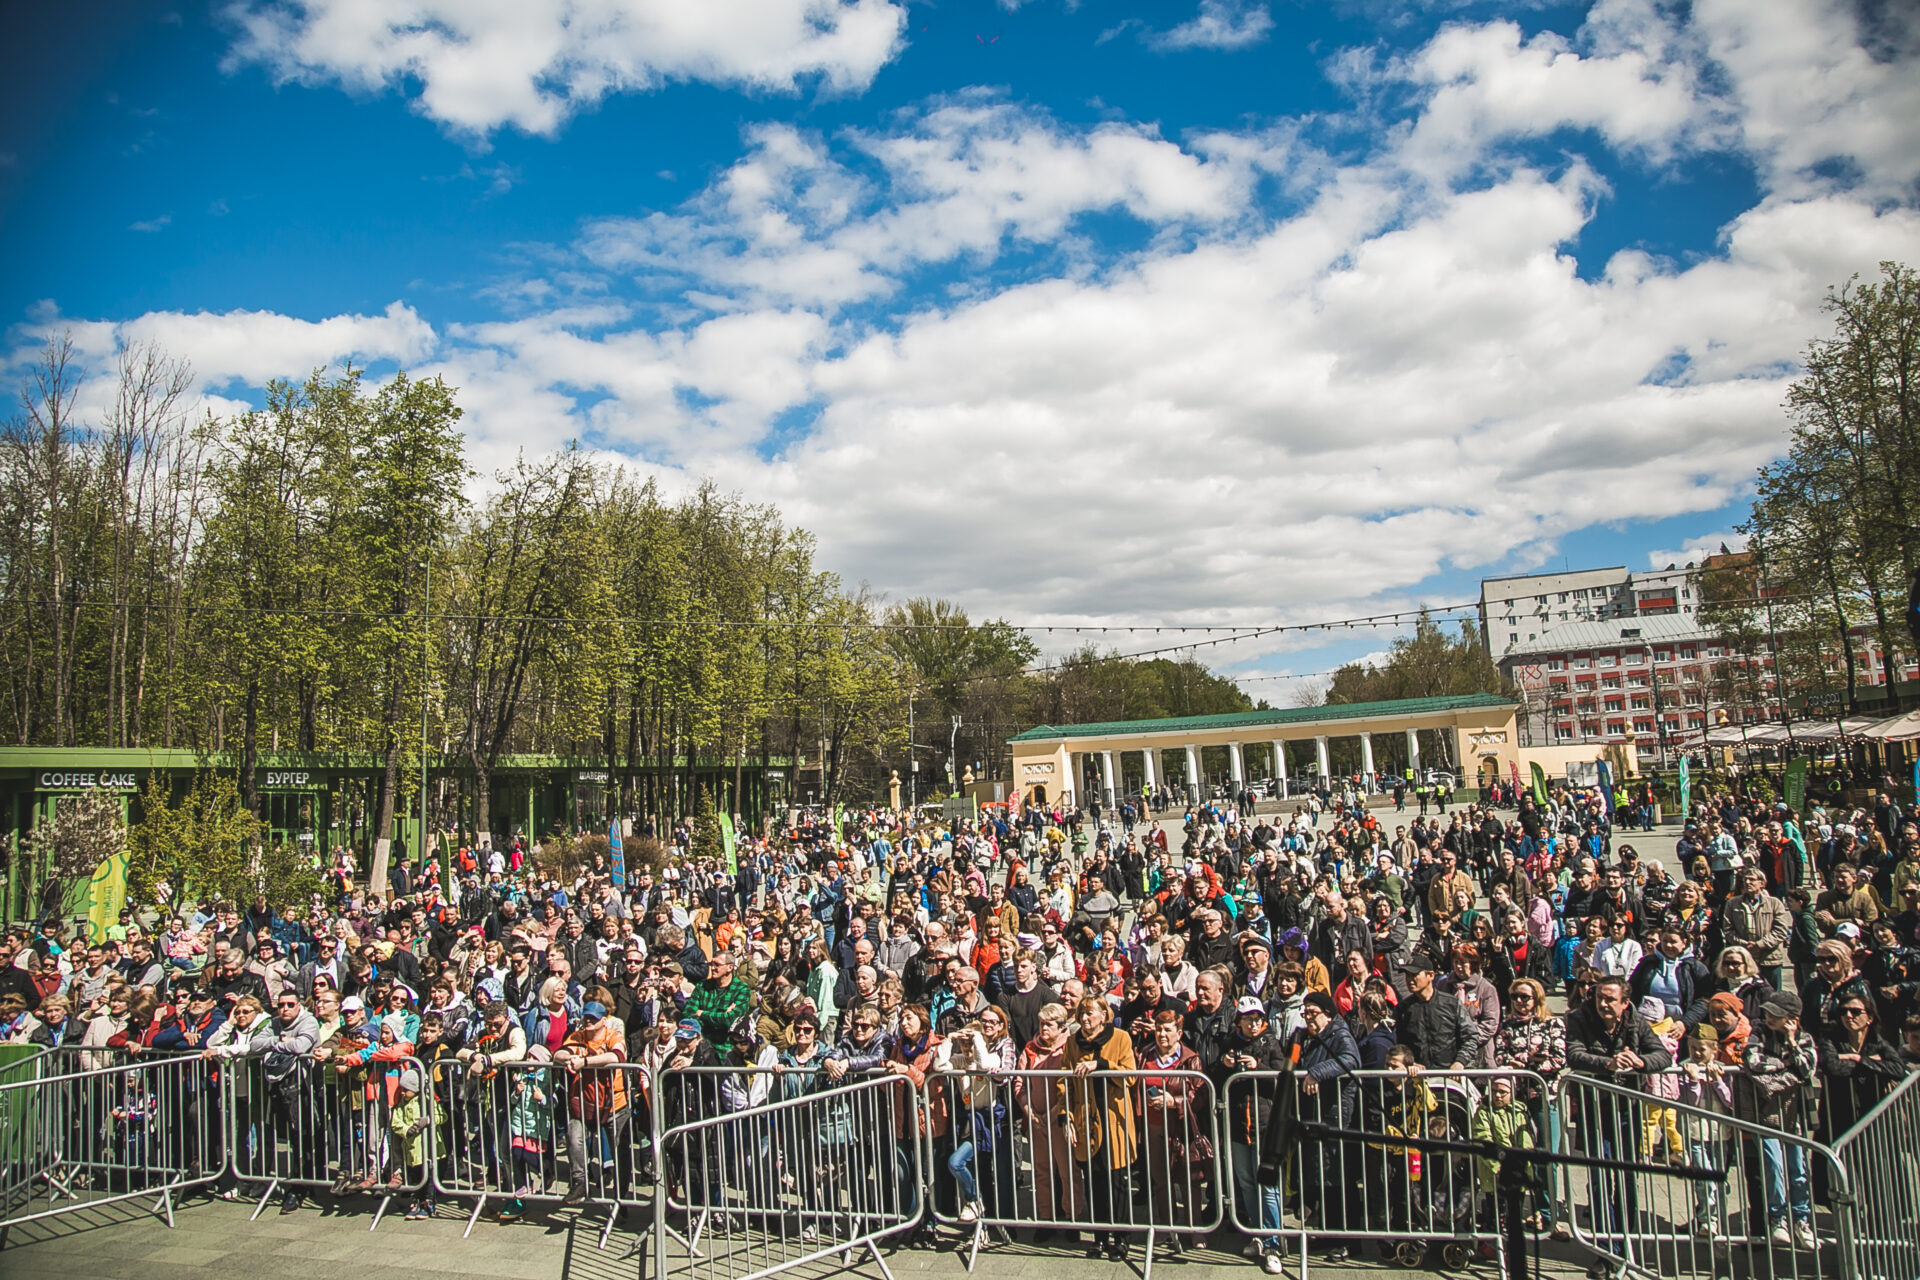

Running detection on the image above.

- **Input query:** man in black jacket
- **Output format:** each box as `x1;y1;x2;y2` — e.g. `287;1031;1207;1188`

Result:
1565;975;1673;1279
1396;954;1482;1070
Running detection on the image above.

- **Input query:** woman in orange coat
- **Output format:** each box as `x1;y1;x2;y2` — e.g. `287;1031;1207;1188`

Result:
1062;996;1138;1261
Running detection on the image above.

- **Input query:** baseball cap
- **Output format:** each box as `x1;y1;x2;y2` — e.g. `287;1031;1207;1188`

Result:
1235;996;1268;1018
340;996;365;1013
1759;991;1802;1019
673;1018;703;1041
582;1001;608;1020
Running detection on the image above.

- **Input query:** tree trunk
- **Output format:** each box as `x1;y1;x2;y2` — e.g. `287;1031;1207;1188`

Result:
242;677;260;816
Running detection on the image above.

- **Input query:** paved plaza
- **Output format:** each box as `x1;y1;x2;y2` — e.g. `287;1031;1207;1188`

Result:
0;1192;1597;1280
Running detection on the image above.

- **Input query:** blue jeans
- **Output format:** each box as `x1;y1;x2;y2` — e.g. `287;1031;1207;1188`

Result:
1759;1137;1809;1224
1231;1141;1283;1250
949;1140;980;1205
1690;1138;1731;1224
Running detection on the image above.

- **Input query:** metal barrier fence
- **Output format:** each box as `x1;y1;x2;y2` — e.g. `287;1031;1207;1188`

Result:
0;1050;220;1237
222;1051;430;1228
654;1066;928;1280
1222;1066;1544;1269
924;1065;1223;1276
428;1054;649;1247
1826;1069;1920;1280
1554;1071;1849;1280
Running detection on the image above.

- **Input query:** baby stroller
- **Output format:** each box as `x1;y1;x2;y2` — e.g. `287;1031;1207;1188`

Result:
1375;1074;1480;1269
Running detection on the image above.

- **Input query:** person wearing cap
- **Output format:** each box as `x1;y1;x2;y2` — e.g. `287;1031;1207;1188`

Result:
1396;953;1482;1072
1736;988;1817;1249
1292;989;1360;1251
1214;994;1289;1272
554;999;630;1206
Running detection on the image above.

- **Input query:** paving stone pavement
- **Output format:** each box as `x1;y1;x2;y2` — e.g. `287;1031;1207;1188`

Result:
0;1192;1600;1280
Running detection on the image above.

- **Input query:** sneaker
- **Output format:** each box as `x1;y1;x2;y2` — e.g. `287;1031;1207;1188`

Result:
958;1201;978;1224
1262;1249;1287;1275
1792;1221;1816;1251
496;1199;523;1223
279;1191;301;1215
1244;1239;1266;1259
1770;1221;1792;1247
564;1184;586;1207
1326;1245;1348;1261
799;1223;819;1242
1693;1220;1715;1240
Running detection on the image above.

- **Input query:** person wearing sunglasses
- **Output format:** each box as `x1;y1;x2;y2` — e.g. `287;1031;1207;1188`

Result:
1816;996;1904;1142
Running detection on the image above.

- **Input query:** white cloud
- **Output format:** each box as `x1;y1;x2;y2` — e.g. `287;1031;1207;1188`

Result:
116;301;438;388
129;214;173;232
581;98;1280;310
1146;0;1274;52
1647;532;1745;570
46;2;1920;633
1692;0;1920;200
223;0;908;136
1397;18;1705;171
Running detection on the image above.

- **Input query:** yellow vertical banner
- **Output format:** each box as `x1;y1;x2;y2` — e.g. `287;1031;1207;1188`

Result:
85;853;131;943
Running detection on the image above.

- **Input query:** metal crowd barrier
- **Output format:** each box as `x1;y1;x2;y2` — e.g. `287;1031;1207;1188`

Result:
429;1055;649;1247
1825;1069;1920;1280
0;1050;220;1237
222;1051;430;1229
1223;1067;1542;1269
1553;1070;1849;1280
653;1065;927;1280
925;1065;1222;1277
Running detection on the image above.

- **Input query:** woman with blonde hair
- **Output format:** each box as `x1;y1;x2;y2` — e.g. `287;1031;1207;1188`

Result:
1063;995;1137;1261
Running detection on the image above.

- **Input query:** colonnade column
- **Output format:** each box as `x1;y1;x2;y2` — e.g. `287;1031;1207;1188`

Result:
1141;747;1157;798
1360;731;1376;790
1314;735;1330;780
1407;727;1422;780
1183;744;1201;805
1227;741;1245;792
1271;741;1289;798
1100;750;1117;810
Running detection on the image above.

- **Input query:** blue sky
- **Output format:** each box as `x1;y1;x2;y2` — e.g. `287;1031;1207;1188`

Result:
5;0;1918;700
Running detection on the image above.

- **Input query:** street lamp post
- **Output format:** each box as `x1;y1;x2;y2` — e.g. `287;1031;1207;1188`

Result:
420;554;434;892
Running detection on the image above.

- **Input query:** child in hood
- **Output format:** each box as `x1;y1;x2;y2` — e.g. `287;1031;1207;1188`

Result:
388;1065;435;1219
1639;996;1686;1164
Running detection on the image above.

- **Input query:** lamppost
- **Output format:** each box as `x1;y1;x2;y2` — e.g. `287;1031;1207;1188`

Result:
419;554;433;889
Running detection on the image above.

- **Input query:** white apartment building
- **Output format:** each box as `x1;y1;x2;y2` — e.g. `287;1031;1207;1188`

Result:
1480;563;1705;658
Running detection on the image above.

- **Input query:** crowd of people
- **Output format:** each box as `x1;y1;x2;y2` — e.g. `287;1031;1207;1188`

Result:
2;770;1918;1278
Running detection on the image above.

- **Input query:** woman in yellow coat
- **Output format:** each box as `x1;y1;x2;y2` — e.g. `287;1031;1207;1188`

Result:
1062;996;1138;1261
